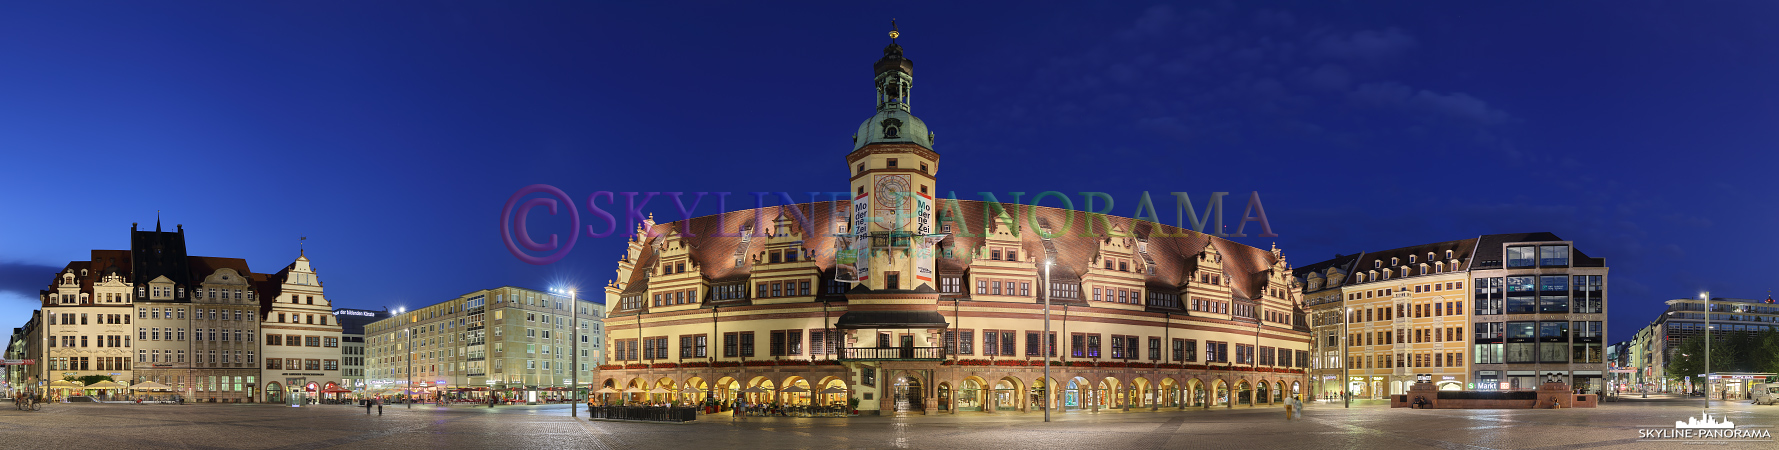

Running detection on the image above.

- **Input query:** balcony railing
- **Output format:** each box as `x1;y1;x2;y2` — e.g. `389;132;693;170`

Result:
839;346;946;361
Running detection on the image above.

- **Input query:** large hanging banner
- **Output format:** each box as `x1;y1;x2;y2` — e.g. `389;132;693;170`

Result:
914;190;934;236
852;192;872;283
914;234;946;284
833;235;859;283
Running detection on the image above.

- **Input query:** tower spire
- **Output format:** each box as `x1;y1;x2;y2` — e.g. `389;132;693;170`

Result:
890;19;899;42
156;210;161;231
300;236;307;257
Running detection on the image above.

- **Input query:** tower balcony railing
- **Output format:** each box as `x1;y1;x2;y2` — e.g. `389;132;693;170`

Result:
839;346;946;361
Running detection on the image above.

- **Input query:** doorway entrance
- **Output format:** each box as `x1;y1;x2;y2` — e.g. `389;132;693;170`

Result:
893;377;924;413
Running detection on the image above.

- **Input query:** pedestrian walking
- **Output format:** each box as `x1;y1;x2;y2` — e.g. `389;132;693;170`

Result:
376;397;383;415
366;398;373;414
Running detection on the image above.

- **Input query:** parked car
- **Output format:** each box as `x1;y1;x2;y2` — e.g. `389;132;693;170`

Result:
1753;384;1778;405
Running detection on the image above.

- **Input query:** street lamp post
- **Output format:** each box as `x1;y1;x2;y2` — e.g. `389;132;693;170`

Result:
1042;258;1053;423
406;313;413;409
1702;291;1710;411
555;287;579;418
1343;307;1351;409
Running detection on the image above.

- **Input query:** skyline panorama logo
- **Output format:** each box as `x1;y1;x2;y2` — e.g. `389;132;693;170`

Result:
498;186;1277;265
1637;413;1773;442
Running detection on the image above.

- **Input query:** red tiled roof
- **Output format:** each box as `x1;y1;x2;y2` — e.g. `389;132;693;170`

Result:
626;199;1283;303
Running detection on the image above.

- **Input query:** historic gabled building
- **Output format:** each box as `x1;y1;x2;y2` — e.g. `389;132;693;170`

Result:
19;221;345;403
257;252;345;403
595;31;1312;415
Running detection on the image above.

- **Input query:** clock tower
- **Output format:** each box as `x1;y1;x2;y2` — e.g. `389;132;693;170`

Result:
845;22;941;293
835;23;949;359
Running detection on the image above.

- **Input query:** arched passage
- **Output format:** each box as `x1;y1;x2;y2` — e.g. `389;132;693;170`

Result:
1098;377;1122;410
1235;380;1253;406
1064;376;1090;410
1160;378;1180;408
1211;379;1228;407
1130;377;1152;409
714;376;739;403
1030;376;1058;412
683;377;709;406
653;377;677;405
781;376;812;406
814;377;848;407
992;376;1023;412
957;376;986;412
891;375;923;413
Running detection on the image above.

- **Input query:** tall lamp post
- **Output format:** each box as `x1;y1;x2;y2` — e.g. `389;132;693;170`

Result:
1042;258;1054;423
554;287;579;418
1702;291;1710;411
399;307;411;409
1342;307;1351;409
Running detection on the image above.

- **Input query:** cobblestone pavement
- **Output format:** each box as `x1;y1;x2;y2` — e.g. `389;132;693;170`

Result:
0;396;1774;449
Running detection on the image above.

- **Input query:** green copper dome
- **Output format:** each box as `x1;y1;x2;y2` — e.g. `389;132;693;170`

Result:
854;109;932;151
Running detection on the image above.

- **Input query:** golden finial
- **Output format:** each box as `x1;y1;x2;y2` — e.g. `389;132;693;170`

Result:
889;19;899;40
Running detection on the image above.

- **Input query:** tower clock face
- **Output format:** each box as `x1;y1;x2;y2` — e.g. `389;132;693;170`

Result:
875;176;910;208
873;174;913;230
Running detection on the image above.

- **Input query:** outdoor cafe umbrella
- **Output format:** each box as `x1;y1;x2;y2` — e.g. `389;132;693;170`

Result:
680;386;704;393
648;387;672;394
782;385;810;393
594;387;620;394
818;386;848;394
86;380;125;390
740;386;768;393
132;381;172;391
48;380;83;389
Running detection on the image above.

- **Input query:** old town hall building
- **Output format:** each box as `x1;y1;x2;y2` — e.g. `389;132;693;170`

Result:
594;32;1313;414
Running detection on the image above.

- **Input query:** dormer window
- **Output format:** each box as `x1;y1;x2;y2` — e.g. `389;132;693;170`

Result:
1408;256;1415;264
1374;260;1382;269
1391;257;1399;266
1445;250;1453;259
881;118;903;138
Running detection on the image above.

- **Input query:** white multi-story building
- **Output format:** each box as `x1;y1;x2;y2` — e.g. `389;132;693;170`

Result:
259;252;344;403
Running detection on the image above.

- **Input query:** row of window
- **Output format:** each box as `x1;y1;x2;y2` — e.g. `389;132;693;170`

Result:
1474;275;1604;315
754;280;813;299
1346;352;1466;369
265;334;338;347
264;358;338;370
977;279;1031;297
1472;342;1603;364
137;349;255;365
934;330;1309;367
1506;245;1570;268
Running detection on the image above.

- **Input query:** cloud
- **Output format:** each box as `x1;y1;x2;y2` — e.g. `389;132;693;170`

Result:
1299;64;1351;91
0;262;56;299
1349;82;1512;125
1126;5;1178;39
1311;28;1418;62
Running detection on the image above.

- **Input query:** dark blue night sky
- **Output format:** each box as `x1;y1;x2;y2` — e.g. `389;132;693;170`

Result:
2;1;1775;343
